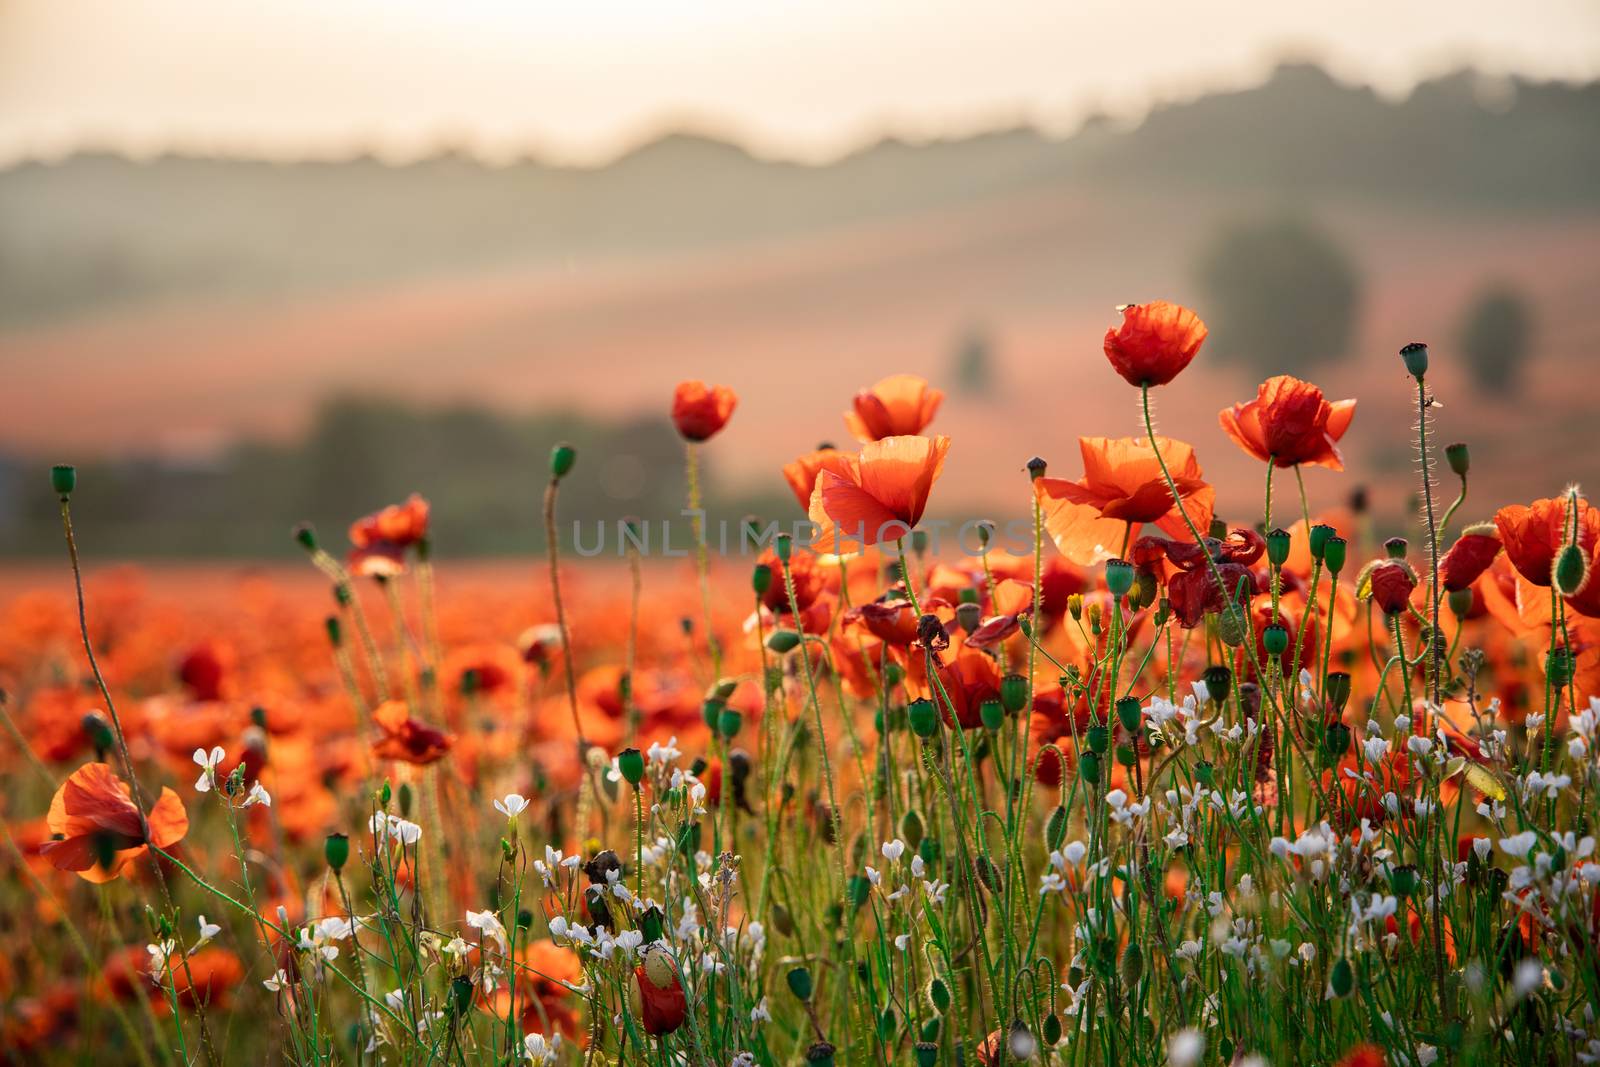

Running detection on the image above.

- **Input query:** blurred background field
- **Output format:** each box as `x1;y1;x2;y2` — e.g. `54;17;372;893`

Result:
3;2;1599;557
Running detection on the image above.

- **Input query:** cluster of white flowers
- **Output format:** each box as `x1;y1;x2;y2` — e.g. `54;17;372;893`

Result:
298;916;354;961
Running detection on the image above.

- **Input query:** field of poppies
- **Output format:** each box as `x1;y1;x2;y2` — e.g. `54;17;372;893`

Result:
4;301;1599;1067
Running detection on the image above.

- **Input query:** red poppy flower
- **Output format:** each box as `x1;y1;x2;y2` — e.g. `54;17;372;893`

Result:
933;648;1003;729
1365;559;1419;615
1218;375;1357;470
845;374;944;442
1495;495;1600;616
633;952;687;1035
1440;525;1502;592
39;763;188;883
782;447;838;510
1335;1043;1386;1067
371;699;454;765
348;493;430;576
671;380;738;442
809;435;950;550
1037;437;1215;566
1102;301;1207;387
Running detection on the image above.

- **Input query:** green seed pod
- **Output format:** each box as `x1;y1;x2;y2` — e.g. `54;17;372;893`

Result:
1325;671;1352;714
1115;696;1141;732
786;966;814;1001
1445;442;1470;477
805;1042;836;1066
752;563;773;597
1104;559;1135;598
1324;721;1351;760
323;615;342;648
1266;528;1291;567
1399;341;1429;378
1195;760;1215;788
397;782;413;819
956;601;981;632
1217;606;1248;647
1120;942;1145;986
1208;518;1228;540
979;698;1005;732
1115;744;1137;767
915;1042;939;1067
701;698;724;729
717;707;743;739
1202;665;1232;703
900;809;924;848
918;836;942;868
1554;543;1589;597
50;464;76;498
1000;674;1029;714
1079;751;1102;785
1086;725;1110;754
1547;646;1576;687
1447;587;1476;618
1262;624;1289;657
81;712;114;756
1046;805;1068;850
617;747;645;785
883;662;905;688
293;523;318;553
1309;523;1336;561
1330;957;1355;998
928;976;952;1014
1323;537;1348;576
775;532;793;563
847;874;871;908
766;630;802;654
1385;536;1409;560
449;974;473;1016
769;902;793;938
908;698;940;738
549;442;576;480
1390;864;1419;897
380;779;392;807
1026;456;1048;480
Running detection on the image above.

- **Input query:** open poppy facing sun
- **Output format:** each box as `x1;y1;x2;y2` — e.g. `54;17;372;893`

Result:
808;435;950;551
1036;436;1215;566
1219;374;1357;469
39;762;188;883
845;373;944;442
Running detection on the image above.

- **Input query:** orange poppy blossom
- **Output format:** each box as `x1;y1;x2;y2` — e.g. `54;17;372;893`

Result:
670;380;738;442
781;445;839;510
931;646;1003;729
1218;374;1357;469
348;493;430;577
632;951;687;1035
1495;493;1600;617
844;373;944;442
39;762;189;883
1037;436;1215;567
807;434;951;552
1102;300;1208;388
370;699;454;765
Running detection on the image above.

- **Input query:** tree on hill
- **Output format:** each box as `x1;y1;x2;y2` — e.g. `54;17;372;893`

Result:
1194;215;1362;376
1457;284;1533;394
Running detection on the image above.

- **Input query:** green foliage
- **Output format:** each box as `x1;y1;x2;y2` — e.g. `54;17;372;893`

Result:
1194;215;1362;375
1458;284;1533;393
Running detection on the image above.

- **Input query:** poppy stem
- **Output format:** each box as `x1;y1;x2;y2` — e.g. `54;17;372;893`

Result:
685;441;722;680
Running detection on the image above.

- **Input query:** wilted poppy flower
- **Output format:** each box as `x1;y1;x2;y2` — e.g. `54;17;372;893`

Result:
965;579;1035;650
1102;301;1207;388
633;952;686;1035
809;435;950;550
1440;524;1502;592
1037;437;1215;566
782;446;838;510
671;381;738;442
1136;528;1265;628
1495;495;1600;615
1218;375;1357;470
371;699;454;765
1363;559;1419;615
39;763;188;883
845;374;944;441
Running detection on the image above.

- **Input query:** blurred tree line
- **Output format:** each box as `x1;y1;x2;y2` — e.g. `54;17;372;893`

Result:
0;399;794;559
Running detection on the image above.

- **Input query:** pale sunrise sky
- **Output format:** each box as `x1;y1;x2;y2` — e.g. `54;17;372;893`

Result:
2;0;1598;165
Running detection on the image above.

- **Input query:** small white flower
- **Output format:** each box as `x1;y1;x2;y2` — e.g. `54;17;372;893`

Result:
494;793;529;819
1167;1027;1205;1067
262;969;290;991
881;838;906;863
192;746;226;793
894;933;911;951
750;996;771;1024
466;909;509;951
243;782;272;808
194;915;221;949
523;1032;561;1064
146;940;176;977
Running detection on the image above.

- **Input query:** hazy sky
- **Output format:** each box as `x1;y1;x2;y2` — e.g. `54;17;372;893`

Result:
3;0;1598;165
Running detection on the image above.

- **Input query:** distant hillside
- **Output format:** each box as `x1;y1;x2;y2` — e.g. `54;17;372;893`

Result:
3;64;1597;326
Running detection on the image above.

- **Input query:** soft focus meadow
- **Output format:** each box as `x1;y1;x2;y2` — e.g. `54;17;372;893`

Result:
5;303;1600;1067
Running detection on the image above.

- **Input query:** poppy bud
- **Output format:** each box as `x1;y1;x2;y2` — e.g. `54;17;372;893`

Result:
1308;523;1335;561
1445;442;1470;477
883;662;904;687
1078;751;1101;785
775;532;793;563
81;712;114;757
1399;341;1429;378
786;965;814;1001
1104;559;1134;598
806;1043;836;1066
766;630;801;654
1195;760;1215;787
1554;544;1589;597
1262;624;1289;657
1324;536;1348;576
293;523;318;552
1330;957;1355;998
900;808;924;848
1000;674;1029;714
1448;587;1476;617
398;782;413;818
1548;646;1575;687
449;974;473;1016
1046;805;1068;850
635;953;688;1035
717;707;743;739
1202;665;1232;702
1115;743;1137;767
324;832;349;871
701;698;724;729
1266;528;1291;567
752;563;773;597
1116;696;1141;732
847;874;871;907
1042;1012;1063;1046
1217;607;1247;647
380;779;392;806
979;699;1004;732
323;615;342;648
928;976;952;1014
1120;942;1145;986
549;442;576;480
974;854;1000;893
50;464;77;498
1367;559;1419;615
1325;672;1352;714
1384;537;1409;560
1209;518;1229;540
956;601;982;632
908;698;940;739
1026;456;1047;480
618;747;645;785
